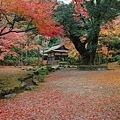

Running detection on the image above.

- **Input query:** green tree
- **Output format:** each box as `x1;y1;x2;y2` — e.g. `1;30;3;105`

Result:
55;0;120;65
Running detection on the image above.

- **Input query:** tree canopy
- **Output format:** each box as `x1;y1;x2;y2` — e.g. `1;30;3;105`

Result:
55;0;120;64
0;0;64;60
0;0;63;37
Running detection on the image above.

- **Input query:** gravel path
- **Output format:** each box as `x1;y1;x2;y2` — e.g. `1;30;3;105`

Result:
0;68;120;120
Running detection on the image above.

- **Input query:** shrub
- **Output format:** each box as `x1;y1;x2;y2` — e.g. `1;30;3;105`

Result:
68;57;79;65
39;71;46;82
114;55;120;61
41;69;49;75
4;60;15;66
77;65;108;71
23;57;38;65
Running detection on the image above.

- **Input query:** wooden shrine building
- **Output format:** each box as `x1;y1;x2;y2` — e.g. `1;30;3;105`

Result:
44;44;69;65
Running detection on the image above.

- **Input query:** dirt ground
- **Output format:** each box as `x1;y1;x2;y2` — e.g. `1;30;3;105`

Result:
0;63;120;120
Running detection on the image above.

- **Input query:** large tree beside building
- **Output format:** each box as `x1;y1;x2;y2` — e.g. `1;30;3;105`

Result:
55;0;120;65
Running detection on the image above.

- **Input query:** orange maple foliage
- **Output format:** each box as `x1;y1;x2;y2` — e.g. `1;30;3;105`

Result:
72;0;89;19
100;16;120;45
63;40;79;59
100;16;120;36
98;16;120;58
0;0;63;37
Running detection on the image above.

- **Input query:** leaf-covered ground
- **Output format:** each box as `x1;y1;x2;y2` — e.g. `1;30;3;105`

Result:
0;64;120;120
0;66;32;93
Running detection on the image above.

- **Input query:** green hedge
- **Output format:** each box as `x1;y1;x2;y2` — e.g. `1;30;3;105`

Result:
77;65;108;71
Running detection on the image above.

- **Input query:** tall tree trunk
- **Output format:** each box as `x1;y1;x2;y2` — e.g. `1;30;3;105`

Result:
88;26;100;65
86;20;100;65
70;33;100;65
85;34;100;65
88;49;96;65
70;35;90;65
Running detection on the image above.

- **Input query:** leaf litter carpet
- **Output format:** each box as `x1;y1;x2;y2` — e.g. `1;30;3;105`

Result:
0;68;120;120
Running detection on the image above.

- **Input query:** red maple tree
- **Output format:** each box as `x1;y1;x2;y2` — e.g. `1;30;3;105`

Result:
0;0;64;60
0;28;27;60
0;0;63;37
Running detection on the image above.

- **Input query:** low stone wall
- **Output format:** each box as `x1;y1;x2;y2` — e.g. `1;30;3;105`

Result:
77;65;108;71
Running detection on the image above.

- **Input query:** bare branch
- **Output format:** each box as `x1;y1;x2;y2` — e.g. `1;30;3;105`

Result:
1;12;11;24
0;27;36;36
0;26;7;35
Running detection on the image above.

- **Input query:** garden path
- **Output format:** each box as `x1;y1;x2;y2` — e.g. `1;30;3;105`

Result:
0;67;120;120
